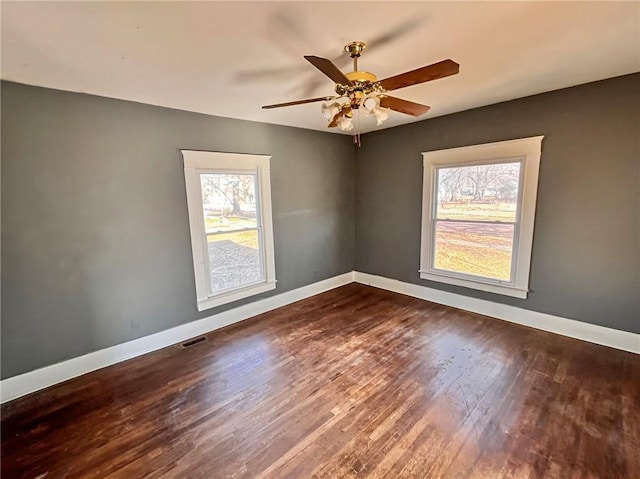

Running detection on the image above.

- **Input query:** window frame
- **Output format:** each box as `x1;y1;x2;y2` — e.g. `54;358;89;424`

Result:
419;136;544;299
182;151;276;311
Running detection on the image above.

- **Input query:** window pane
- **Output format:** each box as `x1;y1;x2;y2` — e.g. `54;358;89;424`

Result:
436;162;521;222
434;221;514;281
207;230;263;294
200;173;258;233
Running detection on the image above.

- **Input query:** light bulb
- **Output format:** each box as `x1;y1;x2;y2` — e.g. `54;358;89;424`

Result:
321;102;340;122
372;106;389;125
337;115;353;131
361;94;380;114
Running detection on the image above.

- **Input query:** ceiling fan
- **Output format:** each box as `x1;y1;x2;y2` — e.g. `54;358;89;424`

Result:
262;41;459;144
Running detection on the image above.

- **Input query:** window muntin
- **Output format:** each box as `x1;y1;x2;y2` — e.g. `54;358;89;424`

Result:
431;160;523;284
182;151;275;311
420;137;543;299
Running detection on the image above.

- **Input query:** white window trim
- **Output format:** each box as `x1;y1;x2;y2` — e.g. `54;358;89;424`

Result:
182;150;276;311
419;136;544;299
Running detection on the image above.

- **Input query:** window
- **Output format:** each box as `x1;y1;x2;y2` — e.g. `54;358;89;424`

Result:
182;151;276;311
420;137;543;298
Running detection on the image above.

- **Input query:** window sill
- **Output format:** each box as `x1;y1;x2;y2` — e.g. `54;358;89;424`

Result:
419;271;528;299
197;280;277;311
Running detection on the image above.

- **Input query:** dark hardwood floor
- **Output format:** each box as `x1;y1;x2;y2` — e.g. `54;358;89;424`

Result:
2;284;639;478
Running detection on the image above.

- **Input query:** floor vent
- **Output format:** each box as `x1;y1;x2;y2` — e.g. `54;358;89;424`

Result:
181;336;207;348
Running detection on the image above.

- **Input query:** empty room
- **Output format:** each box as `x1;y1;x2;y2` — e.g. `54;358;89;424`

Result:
1;1;639;478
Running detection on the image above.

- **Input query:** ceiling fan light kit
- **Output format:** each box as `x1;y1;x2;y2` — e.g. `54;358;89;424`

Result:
262;40;460;145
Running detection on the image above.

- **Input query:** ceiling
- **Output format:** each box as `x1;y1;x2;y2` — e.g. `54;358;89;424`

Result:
2;1;639;134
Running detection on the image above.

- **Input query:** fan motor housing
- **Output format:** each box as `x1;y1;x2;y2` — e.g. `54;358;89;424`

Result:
335;72;379;96
346;71;378;83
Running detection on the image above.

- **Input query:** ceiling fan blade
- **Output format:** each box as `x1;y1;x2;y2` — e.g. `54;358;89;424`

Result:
262;96;333;109
304;56;354;86
378;59;459;92
379;96;431;117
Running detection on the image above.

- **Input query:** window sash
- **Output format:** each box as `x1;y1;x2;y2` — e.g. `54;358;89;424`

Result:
429;158;525;286
198;168;261;230
430;219;516;285
432;158;524;224
203;227;266;296
197;170;267;298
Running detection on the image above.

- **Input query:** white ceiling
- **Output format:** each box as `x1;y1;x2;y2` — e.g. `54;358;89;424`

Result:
2;1;639;134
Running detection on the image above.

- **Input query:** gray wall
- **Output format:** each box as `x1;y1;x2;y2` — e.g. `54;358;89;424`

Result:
3;74;638;380
355;73;640;334
1;81;355;379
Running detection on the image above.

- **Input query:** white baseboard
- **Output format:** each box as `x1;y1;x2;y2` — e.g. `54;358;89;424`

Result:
354;272;640;355
3;270;636;404
0;272;355;404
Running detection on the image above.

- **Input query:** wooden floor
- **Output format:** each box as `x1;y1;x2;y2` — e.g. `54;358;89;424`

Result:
2;284;639;479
